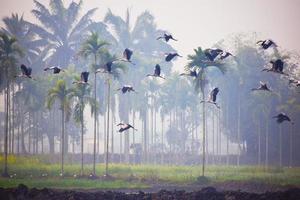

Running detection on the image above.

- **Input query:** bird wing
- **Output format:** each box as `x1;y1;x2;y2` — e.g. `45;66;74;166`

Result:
155;64;161;76
124;48;133;60
165;54;172;62
81;72;89;82
27;67;32;76
21;64;28;75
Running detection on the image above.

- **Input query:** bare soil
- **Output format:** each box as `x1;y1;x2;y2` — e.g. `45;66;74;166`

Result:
1;182;299;200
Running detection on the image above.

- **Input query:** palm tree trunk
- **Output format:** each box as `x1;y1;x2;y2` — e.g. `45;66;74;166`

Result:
105;79;110;176
212;112;215;165
161;117;164;164
265;117;269;170
80;106;84;176
289;125;293;167
93;72;97;175
237;90;241;166
201;90;206;177
111;113;114;163
61;108;65;175
279;125;282;167
258;119;261;165
11;84;15;154
3;74;9;177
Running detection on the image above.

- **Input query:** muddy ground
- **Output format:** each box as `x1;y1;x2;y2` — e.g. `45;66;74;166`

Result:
1;183;299;200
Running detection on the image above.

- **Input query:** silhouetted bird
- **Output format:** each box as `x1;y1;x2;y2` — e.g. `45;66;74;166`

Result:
147;64;165;79
220;51;233;60
180;69;198;78
251;81;272;92
204;48;223;61
16;64;33;79
262;59;288;76
122;48;135;65
273;113;294;124
201;87;220;108
73;71;89;84
157;33;177;42
289;79;300;87
117;123;137;133
165;53;182;62
117;85;136;94
96;61;113;74
257;39;277;50
44;66;64;74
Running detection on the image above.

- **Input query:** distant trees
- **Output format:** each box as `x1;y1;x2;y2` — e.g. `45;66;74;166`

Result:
0;33;23;177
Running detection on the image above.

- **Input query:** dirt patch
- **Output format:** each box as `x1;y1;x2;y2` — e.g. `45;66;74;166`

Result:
1;184;300;200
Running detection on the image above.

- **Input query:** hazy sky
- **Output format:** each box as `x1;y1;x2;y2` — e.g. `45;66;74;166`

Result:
1;0;300;71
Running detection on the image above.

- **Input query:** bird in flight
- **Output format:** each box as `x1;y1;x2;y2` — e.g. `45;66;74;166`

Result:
251;81;272;92
117;85;136;94
201;87;220;109
157;33;177;42
220;51;234;60
262;59;288;76
117;123;137;133
122;48;135;65
273;113;294;124
204;48;223;61
147;64;165;79
73;71;89;84
44;66;64;74
257;39;277;50
165;53;182;62
289;79;300;87
16;64;33;79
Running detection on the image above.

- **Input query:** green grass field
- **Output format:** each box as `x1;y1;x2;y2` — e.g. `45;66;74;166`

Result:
0;155;300;189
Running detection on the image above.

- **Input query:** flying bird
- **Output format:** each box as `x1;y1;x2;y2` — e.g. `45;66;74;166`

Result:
147;64;165;79
96;61;113;74
157;33;177;42
117;85;136;94
289;79;300;87
257;39;277;50
273;113;294;124
16;64;33;79
165;53;182;62
201;87;220;108
204;48;223;61
262;59;288;76
73;71;89;84
180;69;198;78
122;48;135;65
220;51;233;60
251;81;272;92
117;123;137;133
44;66;64;74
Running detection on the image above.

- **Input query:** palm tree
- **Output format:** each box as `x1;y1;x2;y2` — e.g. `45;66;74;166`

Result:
78;31;109;176
30;0;97;67
0;33;23;177
70;82;95;176
186;47;226;176
46;79;72;176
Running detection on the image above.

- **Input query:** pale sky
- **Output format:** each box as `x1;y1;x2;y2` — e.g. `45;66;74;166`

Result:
1;0;300;71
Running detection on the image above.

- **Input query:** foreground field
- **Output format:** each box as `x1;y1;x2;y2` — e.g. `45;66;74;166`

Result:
1;155;300;190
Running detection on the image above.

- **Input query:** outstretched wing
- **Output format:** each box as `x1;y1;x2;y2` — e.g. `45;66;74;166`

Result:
123;48;133;60
155;64;161;76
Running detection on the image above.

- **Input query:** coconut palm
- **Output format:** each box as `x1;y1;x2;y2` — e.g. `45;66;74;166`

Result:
2;13;46;69
78;31;109;175
46;79;72;176
70;82;95;176
0;33;23;177
30;0;97;67
186;47;226;176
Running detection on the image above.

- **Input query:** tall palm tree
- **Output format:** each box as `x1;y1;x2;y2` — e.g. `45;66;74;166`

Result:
0;33;23;177
186;47;226;176
46;79;72;176
78;31;109;176
30;0;97;67
70;82;95;176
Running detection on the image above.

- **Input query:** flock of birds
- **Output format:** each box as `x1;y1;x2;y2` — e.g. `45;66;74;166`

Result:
15;35;297;134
